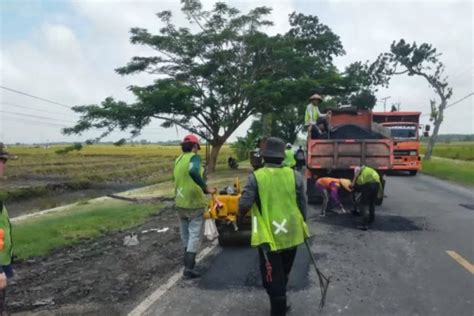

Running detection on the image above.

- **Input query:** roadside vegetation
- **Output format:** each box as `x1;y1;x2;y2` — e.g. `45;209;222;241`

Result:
420;142;474;186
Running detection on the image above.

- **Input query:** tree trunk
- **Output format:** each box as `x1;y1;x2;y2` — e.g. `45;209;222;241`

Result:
207;141;223;173
424;117;442;160
424;99;446;161
262;113;273;137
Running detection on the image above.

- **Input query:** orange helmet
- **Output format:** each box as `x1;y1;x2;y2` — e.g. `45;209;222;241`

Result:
182;134;200;149
309;94;323;101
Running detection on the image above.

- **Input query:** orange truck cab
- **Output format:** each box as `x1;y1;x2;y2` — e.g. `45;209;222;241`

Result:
372;111;422;175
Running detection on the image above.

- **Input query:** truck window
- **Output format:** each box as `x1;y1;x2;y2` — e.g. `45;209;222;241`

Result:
386;125;417;140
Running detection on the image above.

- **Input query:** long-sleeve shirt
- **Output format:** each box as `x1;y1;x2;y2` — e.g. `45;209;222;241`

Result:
238;163;307;220
305;103;327;125
189;155;207;193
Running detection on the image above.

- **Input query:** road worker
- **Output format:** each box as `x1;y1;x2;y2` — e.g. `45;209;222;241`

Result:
316;177;352;216
351;165;383;230
282;143;296;168
295;146;305;171
238;137;309;316
305;94;331;139
0;197;14;315
173;134;216;278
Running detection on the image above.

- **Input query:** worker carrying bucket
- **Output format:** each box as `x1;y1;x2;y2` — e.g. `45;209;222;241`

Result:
238;137;313;315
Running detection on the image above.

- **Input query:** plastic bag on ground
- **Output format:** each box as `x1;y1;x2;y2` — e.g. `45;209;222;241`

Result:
204;218;219;241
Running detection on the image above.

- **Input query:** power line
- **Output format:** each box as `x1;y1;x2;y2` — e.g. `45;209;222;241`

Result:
1;114;69;128
421;92;474;117
1;102;77;118
0;85;73;110
0;110;75;124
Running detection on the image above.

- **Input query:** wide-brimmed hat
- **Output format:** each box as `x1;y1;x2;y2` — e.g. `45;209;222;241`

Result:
340;179;352;192
309;94;323;101
261;137;285;159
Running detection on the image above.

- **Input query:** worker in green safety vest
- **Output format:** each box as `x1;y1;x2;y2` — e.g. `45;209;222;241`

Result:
282;144;296;168
0;199;13;314
305;94;331;139
351;165;383;231
173;134;216;279
238;137;309;316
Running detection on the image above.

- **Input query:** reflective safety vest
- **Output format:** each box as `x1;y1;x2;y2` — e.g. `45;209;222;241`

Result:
251;167;309;251
356;166;383;198
305;104;319;125
356;166;380;185
283;149;296;168
173;153;207;209
0;206;13;266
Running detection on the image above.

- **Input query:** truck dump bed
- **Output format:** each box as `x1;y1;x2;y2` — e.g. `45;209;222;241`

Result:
307;108;393;172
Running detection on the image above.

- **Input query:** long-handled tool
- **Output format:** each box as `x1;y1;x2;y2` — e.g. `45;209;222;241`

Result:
304;239;330;309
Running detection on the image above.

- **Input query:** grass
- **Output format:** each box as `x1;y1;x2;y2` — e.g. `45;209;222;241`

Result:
13;200;159;260
420;142;474;161
421;157;474;186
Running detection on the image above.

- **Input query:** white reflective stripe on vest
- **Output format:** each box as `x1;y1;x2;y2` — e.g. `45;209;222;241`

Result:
272;219;288;234
253;216;258;233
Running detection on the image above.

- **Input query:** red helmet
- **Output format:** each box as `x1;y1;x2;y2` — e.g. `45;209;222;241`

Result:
182;134;200;149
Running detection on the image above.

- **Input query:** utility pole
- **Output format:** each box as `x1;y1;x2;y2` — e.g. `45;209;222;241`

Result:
380;96;391;112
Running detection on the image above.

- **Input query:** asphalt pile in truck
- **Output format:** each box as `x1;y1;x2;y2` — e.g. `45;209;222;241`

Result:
329;124;384;140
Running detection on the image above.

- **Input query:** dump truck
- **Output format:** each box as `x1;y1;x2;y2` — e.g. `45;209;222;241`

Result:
306;107;393;205
372;111;428;175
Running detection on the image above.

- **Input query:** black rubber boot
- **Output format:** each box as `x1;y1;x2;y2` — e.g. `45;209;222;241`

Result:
183;252;201;279
270;296;287;316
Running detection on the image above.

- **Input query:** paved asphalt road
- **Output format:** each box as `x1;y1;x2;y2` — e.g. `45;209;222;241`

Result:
139;174;474;316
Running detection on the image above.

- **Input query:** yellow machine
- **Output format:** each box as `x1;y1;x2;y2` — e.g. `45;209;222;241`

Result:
204;178;251;246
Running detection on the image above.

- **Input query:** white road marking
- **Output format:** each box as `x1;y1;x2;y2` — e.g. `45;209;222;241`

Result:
127;241;218;316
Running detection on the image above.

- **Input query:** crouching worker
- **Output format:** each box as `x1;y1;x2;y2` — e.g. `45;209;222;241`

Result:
316;177;352;216
0;199;13;315
238;137;309;316
173;134;216;279
351;166;383;231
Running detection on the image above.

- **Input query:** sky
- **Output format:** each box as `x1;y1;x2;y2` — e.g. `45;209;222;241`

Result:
0;0;472;144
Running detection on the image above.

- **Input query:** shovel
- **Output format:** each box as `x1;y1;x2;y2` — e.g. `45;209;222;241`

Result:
304;239;331;309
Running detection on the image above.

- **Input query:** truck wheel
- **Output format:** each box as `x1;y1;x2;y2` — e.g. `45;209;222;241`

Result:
218;228;251;247
375;179;386;206
409;170;417;176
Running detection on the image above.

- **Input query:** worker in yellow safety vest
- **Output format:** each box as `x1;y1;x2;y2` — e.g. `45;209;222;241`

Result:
0;198;14;314
351;165;383;231
173;134;216;278
282;144;296;168
305;94;331;139
238;137;309;316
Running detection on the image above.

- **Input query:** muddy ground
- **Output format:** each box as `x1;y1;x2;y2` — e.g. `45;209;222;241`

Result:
9;202;198;315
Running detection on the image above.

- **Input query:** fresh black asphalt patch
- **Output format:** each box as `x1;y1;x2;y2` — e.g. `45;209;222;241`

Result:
198;244;311;291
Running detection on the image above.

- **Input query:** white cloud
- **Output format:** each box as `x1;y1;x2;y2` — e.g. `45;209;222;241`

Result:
0;0;472;144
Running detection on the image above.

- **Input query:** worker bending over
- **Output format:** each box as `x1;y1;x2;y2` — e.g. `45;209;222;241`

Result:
316;177;352;216
239;137;309;316
282;143;296;168
351;166;383;231
173;134;215;279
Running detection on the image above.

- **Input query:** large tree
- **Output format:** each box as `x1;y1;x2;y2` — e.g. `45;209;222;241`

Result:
372;39;453;160
64;1;350;171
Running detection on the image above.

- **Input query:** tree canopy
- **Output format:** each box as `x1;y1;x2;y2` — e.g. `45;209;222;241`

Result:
64;0;380;170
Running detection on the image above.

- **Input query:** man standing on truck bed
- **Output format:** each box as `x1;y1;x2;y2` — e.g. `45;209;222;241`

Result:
173;134;216;279
238;137;309;316
351;166;383;231
305;94;331;139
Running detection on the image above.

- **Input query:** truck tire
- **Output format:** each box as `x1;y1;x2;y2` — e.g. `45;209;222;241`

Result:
409;170;417;176
306;178;322;204
375;178;386;206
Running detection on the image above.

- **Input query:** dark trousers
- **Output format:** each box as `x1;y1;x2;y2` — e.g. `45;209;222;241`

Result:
355;182;378;225
295;160;305;171
258;247;297;316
